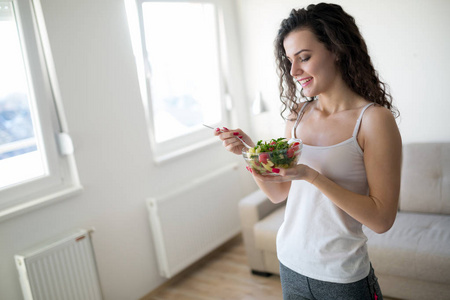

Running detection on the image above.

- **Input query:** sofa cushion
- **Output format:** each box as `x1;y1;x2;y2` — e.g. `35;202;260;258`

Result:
400;143;450;214
254;205;285;253
363;211;450;284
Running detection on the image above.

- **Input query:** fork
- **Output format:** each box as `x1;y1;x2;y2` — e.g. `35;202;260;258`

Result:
203;124;252;149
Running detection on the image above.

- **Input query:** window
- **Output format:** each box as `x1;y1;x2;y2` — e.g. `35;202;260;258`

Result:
127;0;232;162
0;1;46;189
0;0;81;221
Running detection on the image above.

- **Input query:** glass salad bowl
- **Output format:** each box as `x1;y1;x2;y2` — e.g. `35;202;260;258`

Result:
242;138;303;176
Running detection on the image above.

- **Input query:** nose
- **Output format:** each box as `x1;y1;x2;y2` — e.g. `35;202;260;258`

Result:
290;61;303;78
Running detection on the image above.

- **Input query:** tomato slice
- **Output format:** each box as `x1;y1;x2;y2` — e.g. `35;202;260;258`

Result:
287;148;295;158
291;145;300;152
259;153;269;164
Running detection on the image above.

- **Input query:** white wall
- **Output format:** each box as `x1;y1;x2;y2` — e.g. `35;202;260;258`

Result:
236;0;450;144
0;0;164;299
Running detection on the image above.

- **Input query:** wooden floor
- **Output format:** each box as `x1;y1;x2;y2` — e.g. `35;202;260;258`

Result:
143;236;398;300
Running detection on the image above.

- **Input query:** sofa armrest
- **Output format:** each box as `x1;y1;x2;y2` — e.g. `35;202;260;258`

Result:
238;189;285;273
239;189;284;227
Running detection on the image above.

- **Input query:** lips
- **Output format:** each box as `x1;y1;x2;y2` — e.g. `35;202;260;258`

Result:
298;77;313;87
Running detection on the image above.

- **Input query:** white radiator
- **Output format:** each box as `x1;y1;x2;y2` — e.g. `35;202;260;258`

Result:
15;229;103;300
147;163;242;278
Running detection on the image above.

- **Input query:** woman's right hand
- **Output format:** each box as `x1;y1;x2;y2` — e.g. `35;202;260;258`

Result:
214;127;255;155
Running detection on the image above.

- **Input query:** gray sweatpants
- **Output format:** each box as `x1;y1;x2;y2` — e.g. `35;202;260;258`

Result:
279;262;383;300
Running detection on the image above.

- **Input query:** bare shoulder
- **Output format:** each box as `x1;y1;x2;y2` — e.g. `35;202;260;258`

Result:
363;105;396;127
359;104;402;149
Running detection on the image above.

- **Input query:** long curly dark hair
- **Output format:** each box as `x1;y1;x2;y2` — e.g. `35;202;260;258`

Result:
275;3;398;119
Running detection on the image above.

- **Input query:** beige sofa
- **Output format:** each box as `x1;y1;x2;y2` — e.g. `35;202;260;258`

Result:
239;142;450;300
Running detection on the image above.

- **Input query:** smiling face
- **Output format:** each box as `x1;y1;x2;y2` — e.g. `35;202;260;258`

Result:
283;29;341;98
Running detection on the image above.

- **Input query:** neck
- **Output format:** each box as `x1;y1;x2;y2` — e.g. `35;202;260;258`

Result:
315;79;365;115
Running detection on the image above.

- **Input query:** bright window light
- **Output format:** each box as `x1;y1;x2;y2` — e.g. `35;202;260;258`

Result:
0;2;47;190
142;2;223;143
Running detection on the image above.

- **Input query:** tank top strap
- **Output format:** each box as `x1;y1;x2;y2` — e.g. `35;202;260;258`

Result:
291;101;311;139
352;102;375;137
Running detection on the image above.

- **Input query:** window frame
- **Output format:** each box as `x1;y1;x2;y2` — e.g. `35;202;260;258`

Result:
127;0;233;163
0;0;82;221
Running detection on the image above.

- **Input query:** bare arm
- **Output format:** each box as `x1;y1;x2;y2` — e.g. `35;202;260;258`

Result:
253;106;402;233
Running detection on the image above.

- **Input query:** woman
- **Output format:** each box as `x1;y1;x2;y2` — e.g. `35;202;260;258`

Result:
215;3;401;300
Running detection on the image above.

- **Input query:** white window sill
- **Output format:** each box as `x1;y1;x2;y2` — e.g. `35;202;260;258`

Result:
0;184;83;222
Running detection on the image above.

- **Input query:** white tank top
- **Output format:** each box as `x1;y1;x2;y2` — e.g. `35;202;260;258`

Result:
277;101;374;283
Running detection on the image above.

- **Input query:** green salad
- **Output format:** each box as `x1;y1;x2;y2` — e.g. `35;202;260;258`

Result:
244;138;302;175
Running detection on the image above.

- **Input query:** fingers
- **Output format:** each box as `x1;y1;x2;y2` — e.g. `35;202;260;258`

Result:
275;167;287;176
223;138;243;152
219;128;239;137
251;170;282;182
214;127;231;138
214;127;254;155
215;127;250;144
217;128;244;145
213;127;224;136
247;166;292;182
251;165;308;182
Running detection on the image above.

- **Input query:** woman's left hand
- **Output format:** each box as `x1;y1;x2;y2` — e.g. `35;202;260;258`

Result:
249;164;319;183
